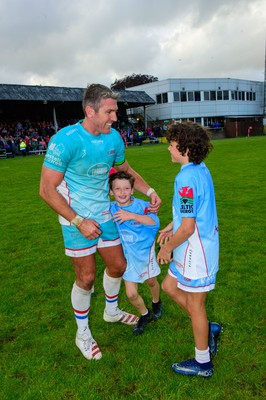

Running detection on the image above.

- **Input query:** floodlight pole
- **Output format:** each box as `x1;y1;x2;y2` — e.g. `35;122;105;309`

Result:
263;39;266;132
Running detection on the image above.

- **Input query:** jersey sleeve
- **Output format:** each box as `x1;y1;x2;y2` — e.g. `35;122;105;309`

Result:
138;199;160;230
43;128;74;173
112;129;126;166
175;174;198;218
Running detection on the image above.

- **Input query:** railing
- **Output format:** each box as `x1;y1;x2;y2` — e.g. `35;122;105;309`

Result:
28;149;47;155
0;149;7;159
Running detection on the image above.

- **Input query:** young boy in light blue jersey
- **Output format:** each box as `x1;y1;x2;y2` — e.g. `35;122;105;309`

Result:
109;171;162;334
157;122;221;378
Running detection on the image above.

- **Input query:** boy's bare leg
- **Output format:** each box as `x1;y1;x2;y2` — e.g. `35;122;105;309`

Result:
124;280;148;315
162;273;189;314
146;277;160;303
186;292;208;350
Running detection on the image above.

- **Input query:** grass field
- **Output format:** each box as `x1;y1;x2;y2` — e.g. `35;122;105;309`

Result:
0;137;265;400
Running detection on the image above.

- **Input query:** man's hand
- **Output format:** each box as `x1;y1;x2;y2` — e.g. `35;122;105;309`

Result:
149;192;162;213
78;219;102;239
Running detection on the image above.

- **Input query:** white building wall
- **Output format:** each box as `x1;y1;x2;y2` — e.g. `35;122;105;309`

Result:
128;78;263;123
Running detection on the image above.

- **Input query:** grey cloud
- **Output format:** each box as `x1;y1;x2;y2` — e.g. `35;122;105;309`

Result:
0;0;265;87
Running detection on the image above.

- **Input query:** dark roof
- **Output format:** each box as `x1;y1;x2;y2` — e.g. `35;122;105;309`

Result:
0;84;155;107
113;89;155;105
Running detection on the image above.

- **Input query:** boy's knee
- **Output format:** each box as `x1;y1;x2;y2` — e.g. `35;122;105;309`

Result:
126;289;138;302
146;277;157;288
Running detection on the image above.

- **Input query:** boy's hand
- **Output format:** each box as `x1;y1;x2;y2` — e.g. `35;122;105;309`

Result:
157;244;173;264
113;209;133;224
157;222;173;245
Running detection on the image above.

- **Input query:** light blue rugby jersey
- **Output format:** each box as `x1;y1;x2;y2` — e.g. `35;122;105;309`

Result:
110;197;160;282
171;162;219;280
44;122;125;225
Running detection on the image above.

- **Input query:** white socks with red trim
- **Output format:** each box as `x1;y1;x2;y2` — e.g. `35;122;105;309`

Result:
103;269;122;316
71;282;92;336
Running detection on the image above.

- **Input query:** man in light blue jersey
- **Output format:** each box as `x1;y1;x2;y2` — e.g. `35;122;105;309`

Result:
39;83;161;360
157;122;221;378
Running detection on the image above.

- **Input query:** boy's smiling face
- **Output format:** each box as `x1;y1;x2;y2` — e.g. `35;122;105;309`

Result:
110;178;133;207
168;140;189;165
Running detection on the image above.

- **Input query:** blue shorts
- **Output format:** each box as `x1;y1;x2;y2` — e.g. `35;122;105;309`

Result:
61;219;121;258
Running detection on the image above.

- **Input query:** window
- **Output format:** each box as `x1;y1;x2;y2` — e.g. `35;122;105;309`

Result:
195;91;201;101
204;91;210;101
217;91;222;100
162;92;168;103
173;92;180;101
181;92;187;102
223;90;229;100
210;91;216;101
156;94;162;104
156;92;168;104
188;92;194;101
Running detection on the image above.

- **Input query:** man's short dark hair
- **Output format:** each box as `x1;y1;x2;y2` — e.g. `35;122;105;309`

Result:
82;83;119;114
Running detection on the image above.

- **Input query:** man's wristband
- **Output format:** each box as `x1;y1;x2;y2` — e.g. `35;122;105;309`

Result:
71;215;84;227
146;188;156;197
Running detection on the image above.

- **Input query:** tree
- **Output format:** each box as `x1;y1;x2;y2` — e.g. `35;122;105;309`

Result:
111;73;158;90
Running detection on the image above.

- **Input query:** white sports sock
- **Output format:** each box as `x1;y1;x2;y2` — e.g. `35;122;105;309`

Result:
195;347;211;364
71;282;92;336
103;269;121;315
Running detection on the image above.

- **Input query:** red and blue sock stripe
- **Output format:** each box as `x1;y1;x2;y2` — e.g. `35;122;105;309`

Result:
73;306;90;320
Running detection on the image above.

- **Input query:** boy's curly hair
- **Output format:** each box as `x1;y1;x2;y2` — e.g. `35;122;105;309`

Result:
166;122;213;164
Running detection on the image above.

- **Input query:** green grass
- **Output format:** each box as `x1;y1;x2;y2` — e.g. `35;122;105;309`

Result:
0;137;265;400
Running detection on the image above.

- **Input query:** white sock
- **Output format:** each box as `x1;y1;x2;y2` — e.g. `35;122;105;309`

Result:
195;347;211;364
103;269;121;315
71;282;92;336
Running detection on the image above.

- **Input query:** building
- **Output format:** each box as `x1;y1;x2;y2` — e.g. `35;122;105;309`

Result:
127;78;264;138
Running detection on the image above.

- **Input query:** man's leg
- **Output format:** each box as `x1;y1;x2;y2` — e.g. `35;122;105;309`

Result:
99;245;138;325
70;255;102;360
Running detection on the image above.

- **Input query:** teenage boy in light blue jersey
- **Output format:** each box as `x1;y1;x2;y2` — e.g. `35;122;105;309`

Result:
157;122;221;378
109;171;162;335
40;83;161;361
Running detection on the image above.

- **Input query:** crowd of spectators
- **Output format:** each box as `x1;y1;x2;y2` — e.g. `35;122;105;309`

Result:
0;118;78;156
0;118;166;157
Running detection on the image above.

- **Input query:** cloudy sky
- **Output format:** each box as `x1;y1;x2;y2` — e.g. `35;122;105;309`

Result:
0;0;265;88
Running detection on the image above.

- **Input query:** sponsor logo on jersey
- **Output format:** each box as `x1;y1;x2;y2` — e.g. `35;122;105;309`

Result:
120;229;138;245
87;163;109;176
178;186;194;213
